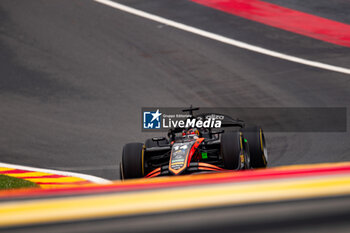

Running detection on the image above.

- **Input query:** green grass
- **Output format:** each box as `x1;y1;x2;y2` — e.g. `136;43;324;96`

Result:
0;174;38;190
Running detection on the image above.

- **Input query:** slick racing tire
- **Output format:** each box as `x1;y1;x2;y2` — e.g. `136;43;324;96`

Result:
221;131;242;170
121;143;144;179
145;138;169;148
242;126;268;168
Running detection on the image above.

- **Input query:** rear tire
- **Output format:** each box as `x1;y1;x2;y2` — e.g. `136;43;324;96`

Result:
221;131;242;170
242;126;268;168
121;143;144;179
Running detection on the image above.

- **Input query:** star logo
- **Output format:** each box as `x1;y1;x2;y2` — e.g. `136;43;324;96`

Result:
143;109;162;129
151;109;162;122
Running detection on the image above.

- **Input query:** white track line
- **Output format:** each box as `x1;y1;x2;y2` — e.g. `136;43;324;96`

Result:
0;162;111;184
94;0;350;75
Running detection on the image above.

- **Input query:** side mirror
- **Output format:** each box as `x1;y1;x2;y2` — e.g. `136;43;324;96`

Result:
152;137;168;147
152;137;166;142
211;129;224;134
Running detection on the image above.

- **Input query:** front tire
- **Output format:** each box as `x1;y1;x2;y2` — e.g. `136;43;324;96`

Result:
121;143;144;179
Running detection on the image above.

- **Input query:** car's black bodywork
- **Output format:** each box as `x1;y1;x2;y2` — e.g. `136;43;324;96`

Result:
120;107;268;180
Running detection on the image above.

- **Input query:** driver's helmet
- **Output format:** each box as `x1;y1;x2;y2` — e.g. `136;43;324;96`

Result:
182;128;200;138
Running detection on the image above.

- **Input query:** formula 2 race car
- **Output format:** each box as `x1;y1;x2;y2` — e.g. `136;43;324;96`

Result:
120;107;268;180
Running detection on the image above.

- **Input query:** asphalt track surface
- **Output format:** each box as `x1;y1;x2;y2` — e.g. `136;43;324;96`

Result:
0;0;350;231
1;0;350;179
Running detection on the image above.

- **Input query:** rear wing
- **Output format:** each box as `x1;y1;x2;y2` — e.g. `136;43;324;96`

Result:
194;113;245;128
